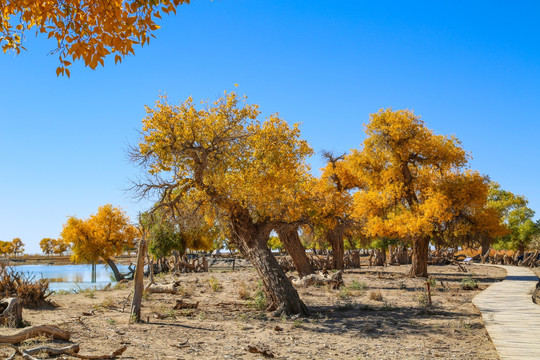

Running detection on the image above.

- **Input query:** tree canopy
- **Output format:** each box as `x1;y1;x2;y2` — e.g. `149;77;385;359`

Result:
348;108;473;276
1;0;189;75
61;204;137;279
489;183;539;252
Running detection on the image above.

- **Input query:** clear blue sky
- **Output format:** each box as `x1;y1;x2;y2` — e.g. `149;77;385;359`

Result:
1;1;539;254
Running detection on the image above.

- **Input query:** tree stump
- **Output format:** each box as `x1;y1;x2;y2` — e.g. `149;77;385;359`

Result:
0;298;23;328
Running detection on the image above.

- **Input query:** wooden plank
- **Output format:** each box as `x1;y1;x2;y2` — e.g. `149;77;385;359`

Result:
473;265;540;360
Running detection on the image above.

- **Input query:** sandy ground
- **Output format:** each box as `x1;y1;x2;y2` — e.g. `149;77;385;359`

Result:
1;263;506;360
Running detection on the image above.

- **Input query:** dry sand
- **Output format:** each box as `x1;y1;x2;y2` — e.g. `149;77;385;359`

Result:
1;263;506;359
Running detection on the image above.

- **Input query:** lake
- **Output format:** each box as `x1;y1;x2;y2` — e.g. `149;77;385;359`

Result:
11;264;131;292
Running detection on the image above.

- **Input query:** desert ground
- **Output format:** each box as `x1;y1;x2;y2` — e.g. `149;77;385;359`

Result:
1;263;507;360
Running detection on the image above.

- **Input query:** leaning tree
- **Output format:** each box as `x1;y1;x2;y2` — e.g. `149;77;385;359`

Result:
62;204;138;281
131;91;313;315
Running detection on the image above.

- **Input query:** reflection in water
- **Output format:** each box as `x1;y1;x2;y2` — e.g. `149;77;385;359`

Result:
12;264;130;292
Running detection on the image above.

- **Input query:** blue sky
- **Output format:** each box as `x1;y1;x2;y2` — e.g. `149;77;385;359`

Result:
1;0;539;254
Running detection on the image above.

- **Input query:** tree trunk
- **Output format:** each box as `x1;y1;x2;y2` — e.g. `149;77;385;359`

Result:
326;228;344;271
130;239;147;323
0;298;23;327
409;236;429;277
481;237;491;263
103;257;124;282
275;224;314;278
230;212;308;316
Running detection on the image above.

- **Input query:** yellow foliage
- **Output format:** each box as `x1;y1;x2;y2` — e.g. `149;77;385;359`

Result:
0;0;190;75
348;108;477;241
136;90;313;225
62;204;137;263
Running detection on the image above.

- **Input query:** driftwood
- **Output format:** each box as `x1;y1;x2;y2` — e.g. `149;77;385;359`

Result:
21;343;79;356
451;260;468;273
0;324;70;343
522;250;539;267
0;298;23;327
0;265;53;308
292;271;343;289
247;344;274;358
173;299;199;310
73;345;127;359
173;255;209;273
146;282;180;295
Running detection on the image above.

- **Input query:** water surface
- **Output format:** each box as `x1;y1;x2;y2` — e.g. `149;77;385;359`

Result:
12;264;130;292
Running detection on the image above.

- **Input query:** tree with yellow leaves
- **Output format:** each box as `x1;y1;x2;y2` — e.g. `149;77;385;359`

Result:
52;238;71;256
309;151;359;270
1;0;189;75
39;238;56;257
349;108;470;277
430;172;508;257
0;240;13;257
61;204;138;281
132;90;313;315
11;237;24;257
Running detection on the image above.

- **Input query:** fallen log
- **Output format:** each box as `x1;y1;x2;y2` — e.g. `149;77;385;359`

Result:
73;345;127;359
247;344;274;358
146;282;180;295
173;299;199;310
292;271;343;289
24;343;80;356
0;324;70;343
1;343;79;360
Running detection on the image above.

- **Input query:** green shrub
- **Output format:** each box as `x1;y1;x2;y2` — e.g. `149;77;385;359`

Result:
461;277;478;290
349;280;367;291
207;276;222;292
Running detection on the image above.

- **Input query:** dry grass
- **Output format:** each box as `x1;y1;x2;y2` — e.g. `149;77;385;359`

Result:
0;264;506;360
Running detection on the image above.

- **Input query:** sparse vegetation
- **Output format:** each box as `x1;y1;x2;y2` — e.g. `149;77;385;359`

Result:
338;287;351;299
249;281;266;310
349;280;367;291
369;290;383;301
207;276;223;292
238;281;251;300
461;277;478;290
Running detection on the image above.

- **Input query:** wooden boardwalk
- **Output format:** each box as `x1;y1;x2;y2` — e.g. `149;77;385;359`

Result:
473;265;540;360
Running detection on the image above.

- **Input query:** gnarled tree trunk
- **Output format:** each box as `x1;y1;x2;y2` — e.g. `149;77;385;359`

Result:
231;212;308;316
103;257;124;282
326;227;344;271
409;236;429;277
275;224;314;278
